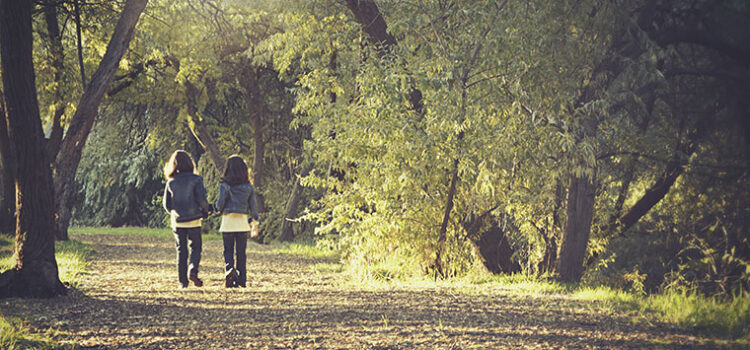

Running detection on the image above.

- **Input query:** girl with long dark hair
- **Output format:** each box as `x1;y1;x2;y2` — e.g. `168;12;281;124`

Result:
214;155;259;288
162;150;210;288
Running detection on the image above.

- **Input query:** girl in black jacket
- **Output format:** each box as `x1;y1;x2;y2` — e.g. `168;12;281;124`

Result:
163;150;209;288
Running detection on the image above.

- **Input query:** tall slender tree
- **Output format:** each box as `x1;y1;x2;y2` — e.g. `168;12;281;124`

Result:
53;0;150;240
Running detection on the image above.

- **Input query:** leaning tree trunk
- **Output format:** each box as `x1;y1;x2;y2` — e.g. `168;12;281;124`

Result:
0;90;15;235
53;0;149;241
185;80;224;173
556;175;596;283
0;0;66;298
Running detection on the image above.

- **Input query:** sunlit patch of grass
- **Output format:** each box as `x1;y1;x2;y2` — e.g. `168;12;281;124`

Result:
0;236;91;286
342;257;749;340
0;317;51;350
309;262;343;273
647;289;750;338
55;240;93;287
70;226;221;240
270;241;338;261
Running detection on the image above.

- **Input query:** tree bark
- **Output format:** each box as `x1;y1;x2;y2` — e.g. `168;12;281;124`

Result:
0;90;15;235
539;181;565;274
557;175;596;283
279;174;303;242
74;0;87;89
245;68;266;212
0;0;66;298
42;0;67;161
344;0;423;113
53;0;149;241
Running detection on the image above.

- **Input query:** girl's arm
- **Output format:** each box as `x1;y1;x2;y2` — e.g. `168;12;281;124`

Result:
195;177;210;217
248;185;259;221
162;183;172;213
214;182;229;213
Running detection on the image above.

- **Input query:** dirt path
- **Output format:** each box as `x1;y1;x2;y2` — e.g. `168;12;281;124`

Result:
0;233;733;349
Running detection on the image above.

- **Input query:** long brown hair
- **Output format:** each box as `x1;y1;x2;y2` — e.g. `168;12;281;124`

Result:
221;155;251;186
163;150;195;179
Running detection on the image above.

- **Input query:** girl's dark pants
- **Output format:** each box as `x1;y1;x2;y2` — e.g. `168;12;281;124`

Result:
222;231;248;286
173;227;202;286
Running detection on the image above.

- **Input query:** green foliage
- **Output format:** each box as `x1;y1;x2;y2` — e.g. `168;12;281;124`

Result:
73;106;166;228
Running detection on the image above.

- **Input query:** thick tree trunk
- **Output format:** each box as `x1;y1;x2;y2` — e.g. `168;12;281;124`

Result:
42;0;66;161
185;80;224;173
0;90;15;235
53;0;149;241
0;0;66;298
557;175;596;283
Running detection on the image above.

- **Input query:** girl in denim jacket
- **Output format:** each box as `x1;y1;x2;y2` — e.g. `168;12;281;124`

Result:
163;150;210;288
214;155;259;288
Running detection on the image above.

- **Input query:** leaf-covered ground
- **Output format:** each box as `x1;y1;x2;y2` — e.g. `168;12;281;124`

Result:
0;233;739;349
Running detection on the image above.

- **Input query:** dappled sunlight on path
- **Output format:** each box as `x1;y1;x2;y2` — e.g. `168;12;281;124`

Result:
0;232;730;349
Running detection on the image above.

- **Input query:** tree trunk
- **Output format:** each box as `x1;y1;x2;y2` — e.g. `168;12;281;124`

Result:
73;0;87;89
53;0;149;241
184;80;224;173
539;182;565;274
42;0;66;161
0;90;15;235
279;167;309;242
248;70;266;212
0;0;66;298
556;175;596;282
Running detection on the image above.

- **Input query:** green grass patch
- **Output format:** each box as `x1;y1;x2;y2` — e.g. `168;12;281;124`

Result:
270;241;339;261
69;226;221;240
0;317;61;350
647;290;750;339
0;236;91;287
347;265;749;340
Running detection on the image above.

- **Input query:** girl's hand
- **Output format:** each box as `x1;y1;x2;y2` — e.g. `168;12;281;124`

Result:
250;221;259;238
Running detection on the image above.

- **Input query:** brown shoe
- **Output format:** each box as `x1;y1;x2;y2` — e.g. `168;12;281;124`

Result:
189;275;203;287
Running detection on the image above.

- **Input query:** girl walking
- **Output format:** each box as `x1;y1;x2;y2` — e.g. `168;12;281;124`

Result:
214;155;259;288
162;150;210;288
